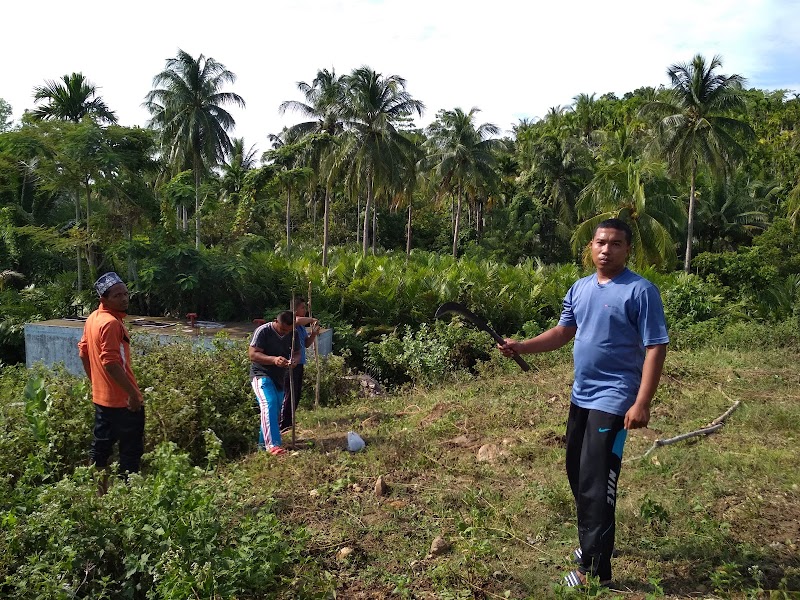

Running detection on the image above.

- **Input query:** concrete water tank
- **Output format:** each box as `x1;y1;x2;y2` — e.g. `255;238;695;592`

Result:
24;316;333;376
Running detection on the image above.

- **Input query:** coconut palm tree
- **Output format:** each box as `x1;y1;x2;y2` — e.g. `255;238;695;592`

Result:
570;92;602;144
424;108;501;258
574;126;684;269
695;176;769;252
519;131;593;258
144;49;245;249
263;135;313;252
641;54;754;272
280;68;346;265
337;66;424;255
575;160;683;270
32;73;117;124
279;68;345;139
221;137;258;203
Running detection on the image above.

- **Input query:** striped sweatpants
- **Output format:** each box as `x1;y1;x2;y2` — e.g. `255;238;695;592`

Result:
251;376;283;449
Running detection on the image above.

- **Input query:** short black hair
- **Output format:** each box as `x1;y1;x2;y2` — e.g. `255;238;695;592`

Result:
276;311;294;326
594;218;632;245
293;296;306;309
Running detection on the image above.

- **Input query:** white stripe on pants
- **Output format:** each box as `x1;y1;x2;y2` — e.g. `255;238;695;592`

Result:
251;376;282;448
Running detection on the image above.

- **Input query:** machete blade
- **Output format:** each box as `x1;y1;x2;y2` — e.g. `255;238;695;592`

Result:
434;301;530;372
434;301;474;320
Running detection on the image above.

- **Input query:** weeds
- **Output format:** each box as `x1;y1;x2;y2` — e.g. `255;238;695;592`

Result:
1;343;799;597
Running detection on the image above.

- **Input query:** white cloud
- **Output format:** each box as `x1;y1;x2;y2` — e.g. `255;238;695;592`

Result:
2;0;798;153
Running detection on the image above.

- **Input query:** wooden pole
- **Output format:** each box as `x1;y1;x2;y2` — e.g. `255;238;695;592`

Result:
289;290;297;449
308;280;321;409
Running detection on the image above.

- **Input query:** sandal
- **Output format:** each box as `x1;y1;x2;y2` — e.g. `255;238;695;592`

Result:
562;570;611;588
268;446;287;456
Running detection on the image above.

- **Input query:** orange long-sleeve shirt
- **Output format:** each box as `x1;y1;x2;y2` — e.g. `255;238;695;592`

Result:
77;306;138;408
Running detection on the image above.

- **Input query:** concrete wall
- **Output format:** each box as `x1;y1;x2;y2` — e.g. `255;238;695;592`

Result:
25;324;85;375
24;323;334;377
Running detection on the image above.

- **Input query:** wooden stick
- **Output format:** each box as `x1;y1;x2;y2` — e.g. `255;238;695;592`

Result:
627;399;741;462
289;290;297;449
308;280;321;409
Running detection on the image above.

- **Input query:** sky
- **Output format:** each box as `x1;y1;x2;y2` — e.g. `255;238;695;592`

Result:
3;0;800;155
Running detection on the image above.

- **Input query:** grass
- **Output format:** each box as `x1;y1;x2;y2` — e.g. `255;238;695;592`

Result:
228;346;800;599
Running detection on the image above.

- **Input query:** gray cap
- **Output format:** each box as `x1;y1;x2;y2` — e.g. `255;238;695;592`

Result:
94;272;123;296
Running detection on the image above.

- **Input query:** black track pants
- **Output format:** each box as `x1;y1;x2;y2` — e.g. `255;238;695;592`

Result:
565;403;627;581
280;364;304;430
90;404;145;475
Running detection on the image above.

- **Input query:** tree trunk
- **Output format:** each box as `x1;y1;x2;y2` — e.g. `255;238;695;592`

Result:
312;192;317;233
123;219;144;314
406;202;412;256
75;190;82;291
85;180;97;282
286;186;292;252
371;202;377;255
322;186;331;267
477;200;484;242
126;223;137;283
356;194;361;247
452;186;462;258
194;156;201;250
683;161;697;274
362;173;373;256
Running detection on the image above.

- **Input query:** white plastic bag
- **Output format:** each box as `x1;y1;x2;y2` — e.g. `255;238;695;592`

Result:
347;431;365;452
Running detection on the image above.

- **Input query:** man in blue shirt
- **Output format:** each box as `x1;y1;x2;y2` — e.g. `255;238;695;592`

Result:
499;218;669;587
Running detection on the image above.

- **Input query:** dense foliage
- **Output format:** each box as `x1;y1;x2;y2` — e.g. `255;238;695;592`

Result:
0;443;301;599
2;54;799;283
2;54;799;366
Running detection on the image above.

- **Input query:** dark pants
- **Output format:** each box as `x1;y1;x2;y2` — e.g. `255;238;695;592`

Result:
565;403;627;582
280;364;304;430
90;404;145;474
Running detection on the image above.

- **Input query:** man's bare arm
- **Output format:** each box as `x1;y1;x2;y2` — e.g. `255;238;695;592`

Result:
624;343;667;429
80;354;91;378
499;325;577;356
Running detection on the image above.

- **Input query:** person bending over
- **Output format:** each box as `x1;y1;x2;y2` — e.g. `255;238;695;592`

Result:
279;296;320;432
249;311;294;455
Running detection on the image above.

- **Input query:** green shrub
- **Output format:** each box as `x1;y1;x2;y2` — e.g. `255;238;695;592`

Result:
661;274;733;331
0;443;300;599
693;247;780;295
133;336;256;464
669;317;800;351
709;318;800;350
366;320;494;387
301;352;352;407
0;366;93;483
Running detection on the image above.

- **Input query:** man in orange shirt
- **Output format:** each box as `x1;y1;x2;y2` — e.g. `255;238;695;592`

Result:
78;272;144;478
